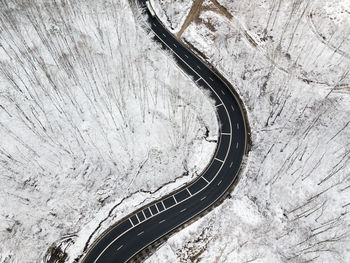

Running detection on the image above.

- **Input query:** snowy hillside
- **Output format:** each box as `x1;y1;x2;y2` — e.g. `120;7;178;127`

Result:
0;0;218;262
149;0;350;262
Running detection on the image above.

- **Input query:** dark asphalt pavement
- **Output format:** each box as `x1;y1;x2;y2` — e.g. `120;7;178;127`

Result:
82;1;247;262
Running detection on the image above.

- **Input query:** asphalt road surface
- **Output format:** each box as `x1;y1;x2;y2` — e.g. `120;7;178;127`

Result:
82;1;247;262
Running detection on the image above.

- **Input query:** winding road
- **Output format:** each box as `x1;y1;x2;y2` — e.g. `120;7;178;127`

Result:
81;1;248;262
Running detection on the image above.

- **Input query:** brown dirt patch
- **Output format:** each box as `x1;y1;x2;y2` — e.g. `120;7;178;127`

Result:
177;0;233;38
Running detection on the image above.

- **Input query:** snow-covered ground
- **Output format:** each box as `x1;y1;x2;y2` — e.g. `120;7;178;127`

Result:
0;0;218;262
150;0;192;33
149;0;350;262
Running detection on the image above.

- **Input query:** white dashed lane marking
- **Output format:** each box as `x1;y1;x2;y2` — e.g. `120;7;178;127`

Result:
94;19;242;263
117;245;123;251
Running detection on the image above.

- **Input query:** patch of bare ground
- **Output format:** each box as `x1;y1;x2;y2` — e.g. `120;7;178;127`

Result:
177;0;232;38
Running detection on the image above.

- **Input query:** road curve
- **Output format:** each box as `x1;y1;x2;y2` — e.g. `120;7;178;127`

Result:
81;1;248;262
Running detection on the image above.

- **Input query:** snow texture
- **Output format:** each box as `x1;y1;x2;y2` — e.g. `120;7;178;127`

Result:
149;0;350;262
150;0;193;33
0;0;218;262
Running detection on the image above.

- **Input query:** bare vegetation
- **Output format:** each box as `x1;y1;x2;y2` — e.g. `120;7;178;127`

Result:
149;0;350;262
0;0;218;261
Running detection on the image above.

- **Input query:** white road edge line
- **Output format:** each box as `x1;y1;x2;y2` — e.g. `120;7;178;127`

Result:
92;21;237;263
123;16;244;263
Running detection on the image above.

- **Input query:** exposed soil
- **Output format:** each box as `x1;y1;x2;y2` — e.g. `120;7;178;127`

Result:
177;0;233;38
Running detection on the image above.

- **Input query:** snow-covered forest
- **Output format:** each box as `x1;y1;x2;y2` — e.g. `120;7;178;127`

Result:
1;0;349;262
0;0;218;262
149;0;350;262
